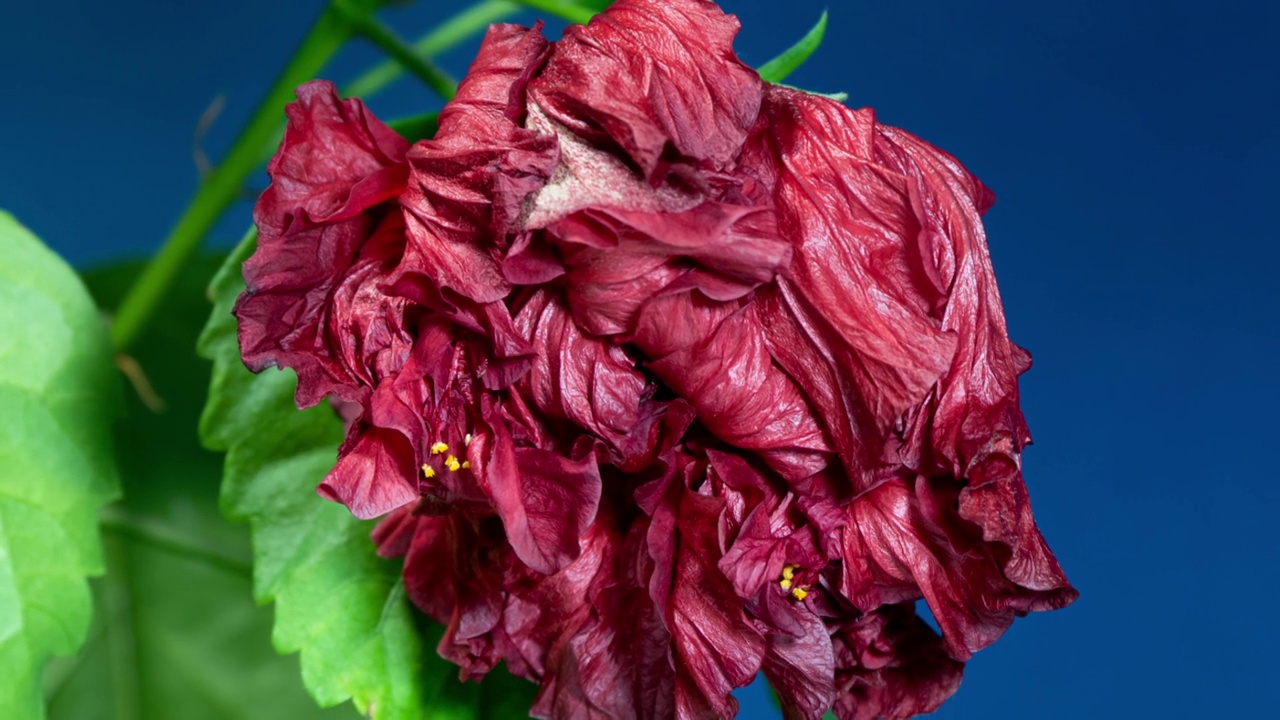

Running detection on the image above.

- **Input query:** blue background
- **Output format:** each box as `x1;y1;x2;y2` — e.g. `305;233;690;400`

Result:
3;0;1277;717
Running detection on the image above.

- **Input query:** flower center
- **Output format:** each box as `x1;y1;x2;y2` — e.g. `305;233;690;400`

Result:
779;564;810;601
420;435;472;480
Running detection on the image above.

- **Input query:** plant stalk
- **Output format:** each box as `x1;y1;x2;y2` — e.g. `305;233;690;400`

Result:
109;3;354;350
509;0;597;25
344;0;520;99
100;508;253;577
337;1;458;99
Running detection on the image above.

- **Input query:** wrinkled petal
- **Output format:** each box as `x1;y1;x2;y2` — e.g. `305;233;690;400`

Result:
842;477;1074;660
529;0;762;181
747;87;959;485
761;608;836;720
642;468;765;719
376;512;509;677
830;604;963;720
530;509;676;720
393;23;558;306
318;423;417;519
513;289;654;461
257;80;409;233
873;125;1033;479
957;453;1075;597
635;294;829;480
472;400;602;575
236;80;410;407
525;190;789;337
505;518;610;681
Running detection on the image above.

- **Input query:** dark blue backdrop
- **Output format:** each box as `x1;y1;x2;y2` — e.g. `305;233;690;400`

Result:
3;1;1277;717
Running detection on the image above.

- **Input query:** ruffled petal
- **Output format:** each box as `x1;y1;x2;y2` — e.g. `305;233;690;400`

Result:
830;604;963;720
471;400;603;575
747;87;959;486
842;477;1074;660
236;80;410;407
529;0;763;181
872;124;1033;479
513;289;654;462
635;294;829;480
318;422;417;520
256;79;409;234
762;608;836;720
393;23;558;306
529;511;676;720
643;469;765;719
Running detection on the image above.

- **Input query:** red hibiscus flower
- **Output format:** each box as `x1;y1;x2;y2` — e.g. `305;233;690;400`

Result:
235;0;1076;717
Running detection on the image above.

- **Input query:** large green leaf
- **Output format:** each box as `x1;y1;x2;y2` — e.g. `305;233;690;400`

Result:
196;235;426;718
198;233;535;718
0;212;120;719
43;257;355;720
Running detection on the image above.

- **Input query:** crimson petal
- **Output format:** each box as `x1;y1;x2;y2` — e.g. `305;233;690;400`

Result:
513;289;653;462
529;0;763;181
472;400;603;575
830;604;963;720
636;293;829;480
392;23;558;305
747;88;959;486
842;477;1074;660
236;80;410;407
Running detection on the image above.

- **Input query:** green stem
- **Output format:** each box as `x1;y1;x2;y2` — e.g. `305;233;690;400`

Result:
337;0;458;99
509;0;597;25
108;3;355;351
344;0;520;99
256;1;518;167
100;508;253;577
103;533;142;720
112;1;527;349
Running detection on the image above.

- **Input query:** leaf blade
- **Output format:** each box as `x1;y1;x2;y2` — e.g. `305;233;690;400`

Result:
756;10;829;84
197;232;434;719
44;256;355;720
199;231;541;717
0;211;120;719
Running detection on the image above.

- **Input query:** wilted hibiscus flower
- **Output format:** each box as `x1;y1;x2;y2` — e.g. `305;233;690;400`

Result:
235;0;1076;717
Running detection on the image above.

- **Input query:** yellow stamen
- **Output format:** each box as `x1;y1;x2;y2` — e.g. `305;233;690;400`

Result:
461;461;471;469
421;464;436;479
781;564;805;596
430;442;449;455
444;455;461;472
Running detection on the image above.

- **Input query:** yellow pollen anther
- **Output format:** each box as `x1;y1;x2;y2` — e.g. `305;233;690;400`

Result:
461;461;471;469
430;442;449;455
781;565;796;581
444;455;461;472
464;433;473;446
780;579;793;591
791;587;809;601
421;464;436;479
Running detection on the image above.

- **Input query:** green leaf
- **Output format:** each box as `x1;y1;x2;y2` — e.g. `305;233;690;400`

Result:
756;10;829;84
0;212;120;719
199;233;542;718
196;234;425;718
43;256;355;720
